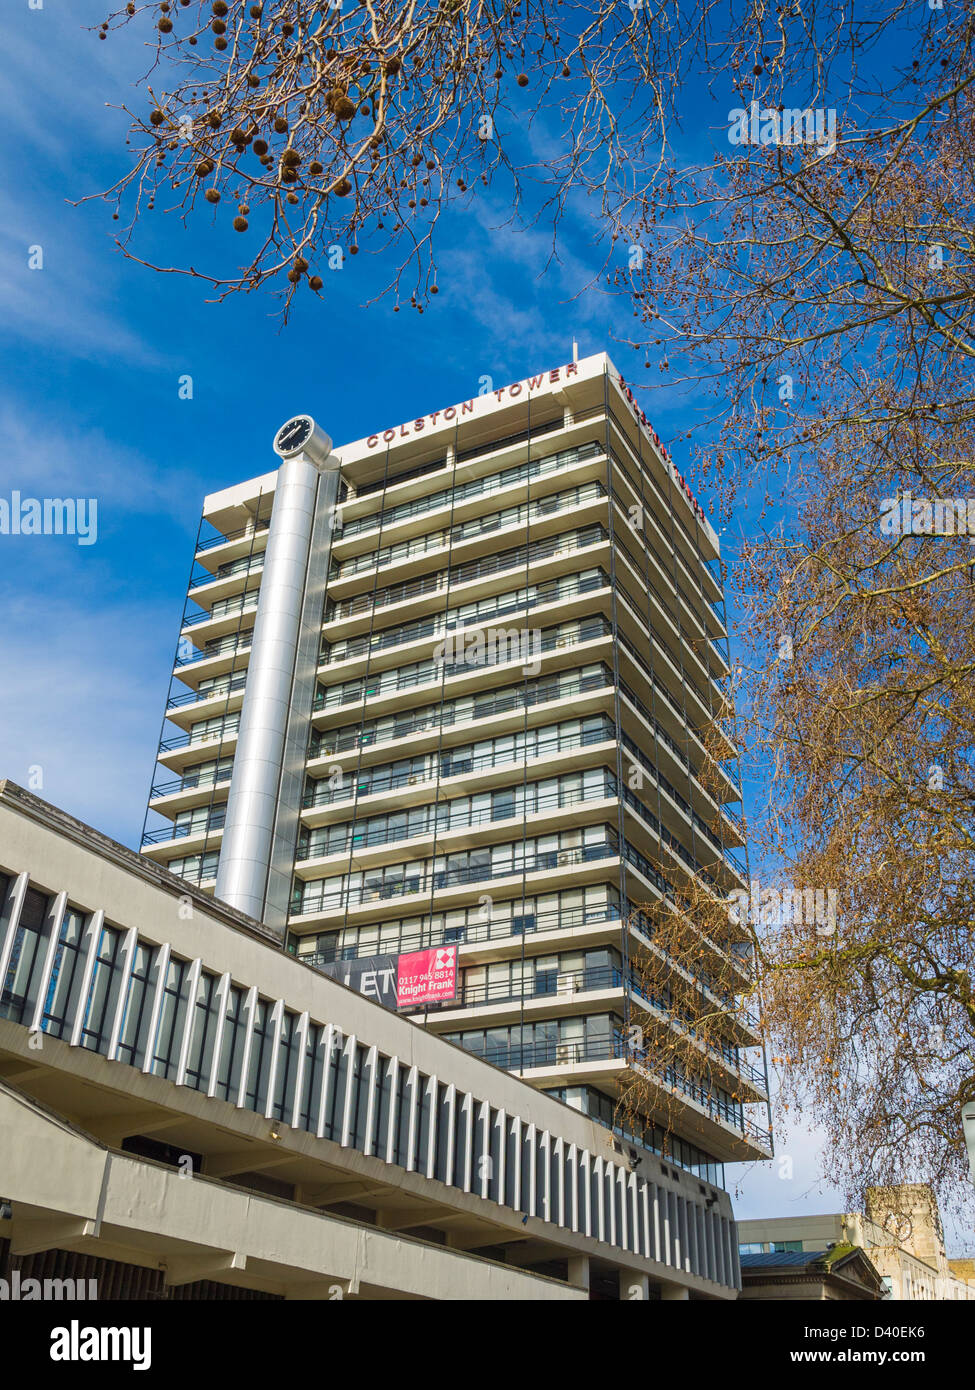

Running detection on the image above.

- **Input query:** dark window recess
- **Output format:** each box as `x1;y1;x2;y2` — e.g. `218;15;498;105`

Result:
122;1135;204;1172
228;1171;296;1201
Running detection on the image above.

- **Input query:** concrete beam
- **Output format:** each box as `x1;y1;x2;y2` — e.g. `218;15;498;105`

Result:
205;1150;296;1179
164;1251;248;1288
11;1217;98;1257
375;1205;456;1232
85;1111;185;1148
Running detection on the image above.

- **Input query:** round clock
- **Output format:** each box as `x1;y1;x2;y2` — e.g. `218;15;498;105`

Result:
273;415;314;457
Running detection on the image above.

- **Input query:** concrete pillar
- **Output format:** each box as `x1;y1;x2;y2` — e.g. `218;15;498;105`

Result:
621;1270;650;1300
660;1280;690;1300
568;1255;590;1292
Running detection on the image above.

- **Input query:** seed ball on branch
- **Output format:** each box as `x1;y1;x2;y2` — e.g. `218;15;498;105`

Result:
150;109;165;126
281;148;301;166
247;73;261;87
253;138;268;155
195;159;215;176
213;0;228;13
384;56;401;75
238;202;250;214
286;191;299;203
333;96;356;120
308;275;323;290
233;216;249;231
334;177;352;196
215;36;228;48
207;112;222;128
294;255;309;272
517;74;529;86
249;4;262;15
212;18;227;33
158;17;173;31
309;160;323;174
273;116;289;133
205;188;221;203
287;268;302;283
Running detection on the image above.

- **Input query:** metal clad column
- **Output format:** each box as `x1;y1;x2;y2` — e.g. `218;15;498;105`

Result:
216;419;339;927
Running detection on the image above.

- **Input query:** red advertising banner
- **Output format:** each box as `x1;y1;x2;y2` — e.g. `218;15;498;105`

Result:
396;946;458;1008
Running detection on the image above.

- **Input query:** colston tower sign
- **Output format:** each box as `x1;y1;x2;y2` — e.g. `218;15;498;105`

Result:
363;359;707;527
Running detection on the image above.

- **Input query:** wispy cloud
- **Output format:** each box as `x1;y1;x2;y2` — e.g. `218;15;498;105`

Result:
0;592;174;849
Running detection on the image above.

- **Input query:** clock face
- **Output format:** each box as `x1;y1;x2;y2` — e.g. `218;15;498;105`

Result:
275;416;313;455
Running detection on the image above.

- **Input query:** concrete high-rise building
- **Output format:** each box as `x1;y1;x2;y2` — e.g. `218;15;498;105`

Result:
141;351;771;1193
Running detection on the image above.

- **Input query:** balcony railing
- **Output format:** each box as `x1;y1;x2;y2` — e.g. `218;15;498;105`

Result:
332;481;607;581
188;552;265;593
296;779;618;862
182;591;260;630
174;631;253;669
290;837;621;917
326;526;607;623
150;769;233;799
323;567;608;666
142;810;226;846
338;440;604;539
159;721;240;752
301;721;615;808
314;610;612;711
310;664;612;755
195;520;270;555
417;963;628;1013
166;673;246;711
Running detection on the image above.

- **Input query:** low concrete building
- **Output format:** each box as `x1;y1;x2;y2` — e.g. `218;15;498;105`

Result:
0;781;739;1301
738;1185;975;1302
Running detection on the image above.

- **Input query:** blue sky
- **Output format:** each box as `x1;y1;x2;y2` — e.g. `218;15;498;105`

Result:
0;0;869;1230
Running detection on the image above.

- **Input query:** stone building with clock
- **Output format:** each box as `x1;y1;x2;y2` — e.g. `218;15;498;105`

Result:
139;351;771;1222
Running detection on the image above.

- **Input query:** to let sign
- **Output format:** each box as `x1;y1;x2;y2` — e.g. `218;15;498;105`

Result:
396;946;458;1008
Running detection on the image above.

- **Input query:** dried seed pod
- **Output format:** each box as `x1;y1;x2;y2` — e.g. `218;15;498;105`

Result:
233;216;249;231
253;138;268;155
205;188;221;203
149;109;165;126
308;275;323;290
273;116;289;133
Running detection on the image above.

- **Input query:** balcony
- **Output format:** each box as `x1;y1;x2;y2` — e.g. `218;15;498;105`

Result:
309;664;613;755
325;526;608;626
149;768;233;801
331;481;608;584
295;779;619;866
337;439;605;541
175;630;253;670
142;808;226;847
301;721;615;812
322;568;609;669
290;837;622;919
315;614;611;711
195;520;270;555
